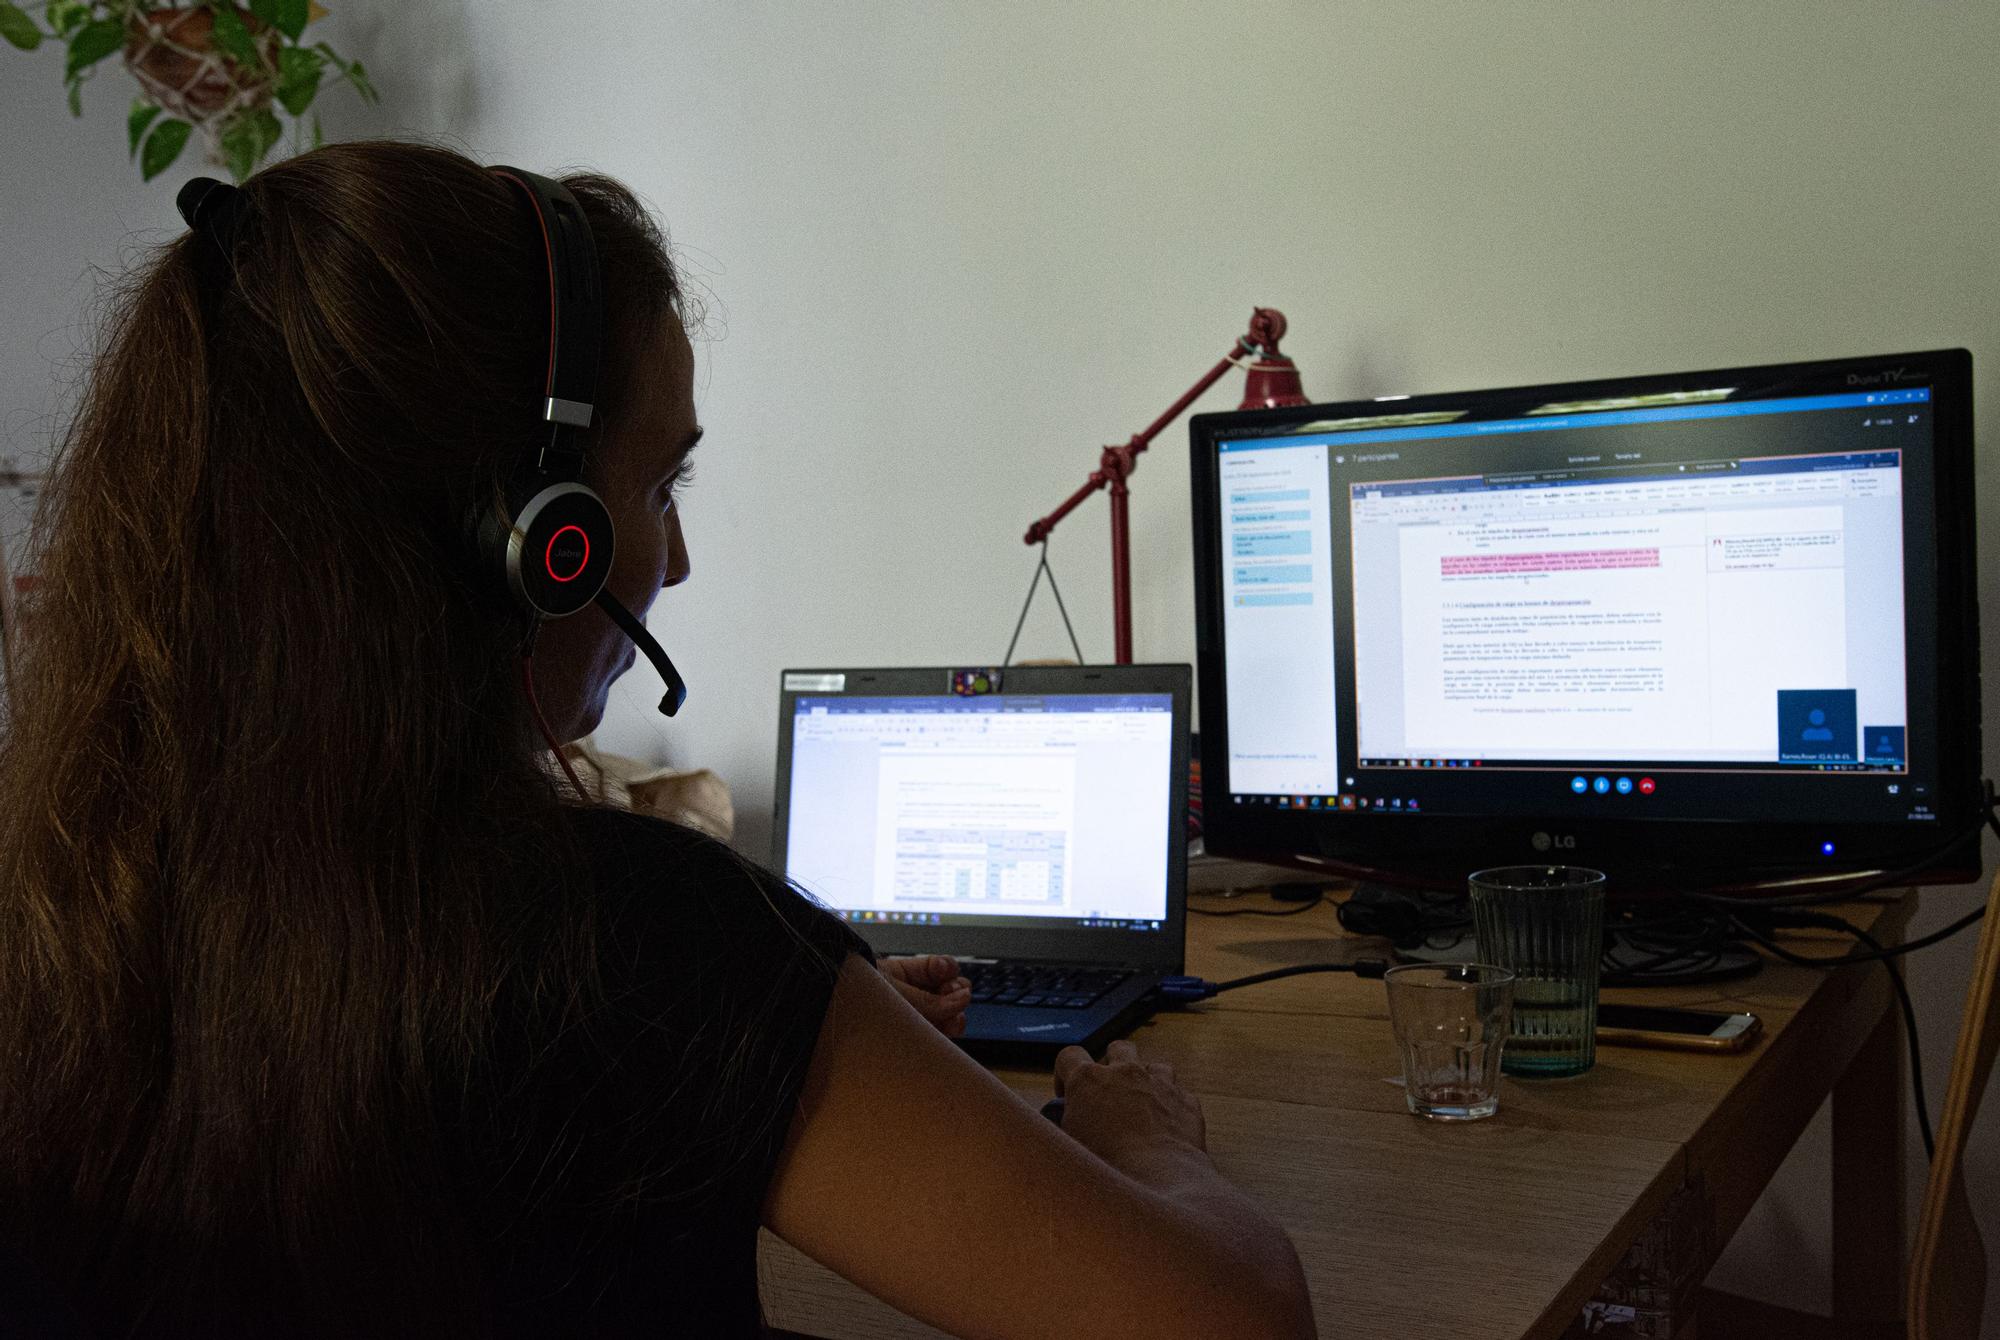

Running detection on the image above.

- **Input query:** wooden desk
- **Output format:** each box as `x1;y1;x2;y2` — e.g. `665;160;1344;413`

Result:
759;892;1912;1339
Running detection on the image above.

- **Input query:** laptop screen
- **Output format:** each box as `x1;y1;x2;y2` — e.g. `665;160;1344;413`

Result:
782;692;1176;934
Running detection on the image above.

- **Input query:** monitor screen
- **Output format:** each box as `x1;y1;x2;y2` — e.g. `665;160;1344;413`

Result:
781;692;1177;933
1191;349;1982;891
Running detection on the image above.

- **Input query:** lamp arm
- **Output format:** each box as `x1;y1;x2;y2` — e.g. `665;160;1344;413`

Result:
1018;308;1303;664
1022;336;1254;547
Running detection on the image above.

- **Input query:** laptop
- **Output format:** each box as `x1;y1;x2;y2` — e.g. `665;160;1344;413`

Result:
772;663;1191;1061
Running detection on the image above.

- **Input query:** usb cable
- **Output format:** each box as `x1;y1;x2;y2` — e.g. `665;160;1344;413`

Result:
1156;959;1391;1003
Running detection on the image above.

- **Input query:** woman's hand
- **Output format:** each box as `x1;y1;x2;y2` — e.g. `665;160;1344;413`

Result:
1053;1040;1207;1164
878;955;971;1037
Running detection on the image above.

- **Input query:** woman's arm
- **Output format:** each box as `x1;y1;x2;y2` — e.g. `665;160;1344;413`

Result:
762;953;1316;1340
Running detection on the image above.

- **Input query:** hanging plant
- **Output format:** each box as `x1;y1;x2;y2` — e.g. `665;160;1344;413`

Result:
0;0;377;181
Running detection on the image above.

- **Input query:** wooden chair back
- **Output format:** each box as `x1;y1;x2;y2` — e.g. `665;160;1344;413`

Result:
1908;863;2000;1339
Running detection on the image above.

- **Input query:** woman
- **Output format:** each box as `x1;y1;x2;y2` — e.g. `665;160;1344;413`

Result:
0;140;1314;1339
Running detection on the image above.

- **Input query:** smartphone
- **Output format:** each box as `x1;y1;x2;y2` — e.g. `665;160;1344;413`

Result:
1595;1002;1761;1052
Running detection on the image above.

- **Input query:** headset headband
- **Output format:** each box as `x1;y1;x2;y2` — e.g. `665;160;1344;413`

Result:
489;167;604;481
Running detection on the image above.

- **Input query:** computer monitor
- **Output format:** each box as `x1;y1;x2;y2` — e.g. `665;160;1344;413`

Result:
1189;348;1983;895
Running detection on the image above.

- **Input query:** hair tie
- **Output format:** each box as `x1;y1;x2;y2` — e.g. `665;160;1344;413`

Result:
176;176;252;280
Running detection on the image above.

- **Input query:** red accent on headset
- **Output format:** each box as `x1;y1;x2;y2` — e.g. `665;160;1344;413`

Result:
491;169;559;401
545;525;590;582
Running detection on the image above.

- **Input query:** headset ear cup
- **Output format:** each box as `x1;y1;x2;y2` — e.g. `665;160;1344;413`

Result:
505;481;616;618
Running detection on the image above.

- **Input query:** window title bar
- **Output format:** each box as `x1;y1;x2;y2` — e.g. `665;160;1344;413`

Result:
794;694;1172;715
1353;449;1902;499
1220;389;1931;453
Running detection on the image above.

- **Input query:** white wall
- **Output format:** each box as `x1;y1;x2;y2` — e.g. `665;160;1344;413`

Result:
6;1;1997;1329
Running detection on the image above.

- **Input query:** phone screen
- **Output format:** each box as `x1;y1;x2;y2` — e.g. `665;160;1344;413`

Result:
1596;1003;1736;1035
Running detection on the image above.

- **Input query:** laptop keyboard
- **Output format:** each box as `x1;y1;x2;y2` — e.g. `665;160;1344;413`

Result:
963;962;1133;1010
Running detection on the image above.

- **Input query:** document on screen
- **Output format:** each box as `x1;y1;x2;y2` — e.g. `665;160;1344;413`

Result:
872;752;1078;912
1395;504;1848;761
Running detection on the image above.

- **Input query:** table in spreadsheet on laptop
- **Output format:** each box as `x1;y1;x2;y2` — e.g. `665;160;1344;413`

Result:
759;889;1914;1340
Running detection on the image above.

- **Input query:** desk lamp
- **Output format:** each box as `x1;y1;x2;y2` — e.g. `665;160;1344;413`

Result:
1023;308;1307;664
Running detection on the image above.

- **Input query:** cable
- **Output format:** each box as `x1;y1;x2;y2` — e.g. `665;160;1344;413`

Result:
1336;885;1473;949
519;642;588;800
1157;958;1390;1002
1731;902;1988;968
1687;782;1997;911
1732;908;1938;1160
1845;919;1934;1163
1003;540;1087;667
1727;803;2000;1164
1188;889;1326;917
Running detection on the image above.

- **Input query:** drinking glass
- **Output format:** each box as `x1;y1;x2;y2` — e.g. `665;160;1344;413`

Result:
1469;865;1606;1076
1384;963;1516;1120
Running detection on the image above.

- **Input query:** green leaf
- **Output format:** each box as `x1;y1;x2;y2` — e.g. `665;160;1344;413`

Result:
275;44;322;115
139;116;191;181
217;114;257;182
217;106;281;180
44;0;87;38
127;97;161;158
249;104;281;154
65;75;79;116
63;15;122;80
310;112;321;149
309;40;373;103
208;4;264;72
0;4;43;51
248;0;305;41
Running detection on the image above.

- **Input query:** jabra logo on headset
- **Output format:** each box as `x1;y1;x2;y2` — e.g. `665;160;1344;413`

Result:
1531;831;1577;852
543;523;591;583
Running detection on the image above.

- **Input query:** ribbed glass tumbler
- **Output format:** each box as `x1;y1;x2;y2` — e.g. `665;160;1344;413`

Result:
1384;963;1516;1120
1469;866;1606;1077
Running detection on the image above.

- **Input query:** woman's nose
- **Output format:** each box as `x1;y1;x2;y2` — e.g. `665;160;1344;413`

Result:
663;506;691;588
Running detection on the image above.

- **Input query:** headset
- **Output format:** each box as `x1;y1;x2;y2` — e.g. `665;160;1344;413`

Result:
483;166;687;717
175;167;687;728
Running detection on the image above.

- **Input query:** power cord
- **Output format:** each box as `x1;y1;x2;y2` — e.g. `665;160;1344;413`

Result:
1843;919;1931;1162
1733;906;1937;1160
1599;903;1752;986
1722;797;1999;1165
1688;780;1998;912
1718;799;1998;970
1188;883;1330;917
1336;884;1474;949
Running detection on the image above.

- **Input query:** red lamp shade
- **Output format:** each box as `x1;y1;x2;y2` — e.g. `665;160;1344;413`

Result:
1241;357;1307;409
1239;308;1308;409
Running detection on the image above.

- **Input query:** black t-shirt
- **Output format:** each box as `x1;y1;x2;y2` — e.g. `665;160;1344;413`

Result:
457;807;871;1337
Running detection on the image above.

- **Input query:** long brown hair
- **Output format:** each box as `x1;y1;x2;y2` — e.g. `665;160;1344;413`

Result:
0;140;685;1335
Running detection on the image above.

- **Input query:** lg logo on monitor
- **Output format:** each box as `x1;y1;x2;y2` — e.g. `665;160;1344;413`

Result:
1532;832;1578;852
